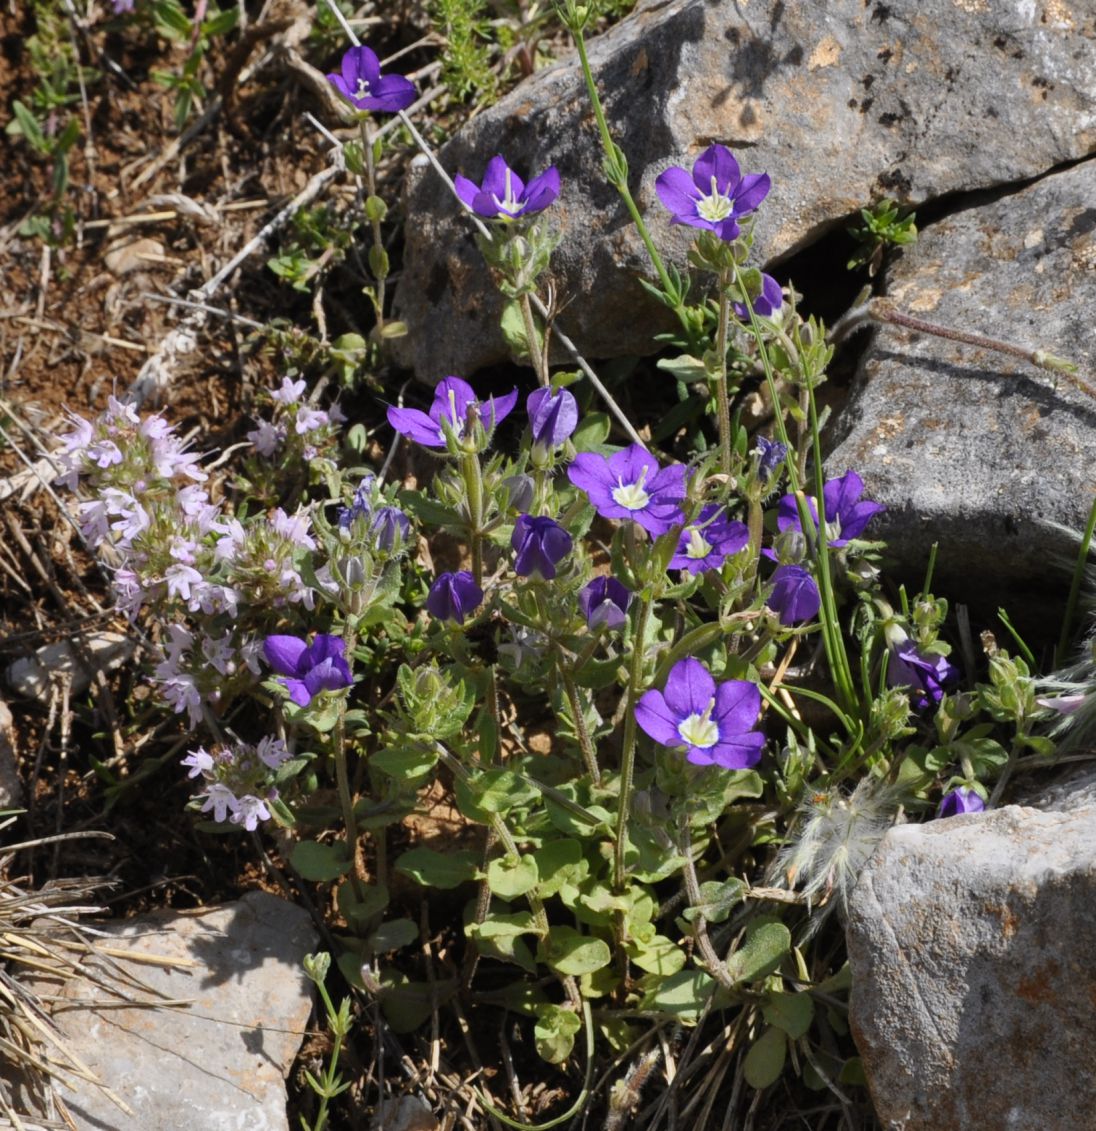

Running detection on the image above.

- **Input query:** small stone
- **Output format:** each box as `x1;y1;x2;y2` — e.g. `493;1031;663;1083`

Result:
5;632;135;702
0;699;19;810
371;1095;439;1131
31;891;317;1131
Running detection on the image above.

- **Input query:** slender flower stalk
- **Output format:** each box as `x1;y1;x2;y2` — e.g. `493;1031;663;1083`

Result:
714;267;733;473
560;662;601;784
614;595;651;890
360;118;387;332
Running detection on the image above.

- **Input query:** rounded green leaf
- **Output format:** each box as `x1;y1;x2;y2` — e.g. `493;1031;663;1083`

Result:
743;1025;786;1090
396;847;478;890
486;854;539;900
291;840;351;882
724;917;792;986
541;926;611;976
762;990;815;1039
534;1005;582;1065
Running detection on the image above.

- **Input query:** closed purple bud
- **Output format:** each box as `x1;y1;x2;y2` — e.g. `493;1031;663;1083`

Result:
502;474;535;513
887;642;959;711
527;387;579;450
426;570;482;624
768;564;820;626
937;787;985;818
579;576;631;630
733;273;783;321
754;436;787;484
370;506;410;552
511;515;572;580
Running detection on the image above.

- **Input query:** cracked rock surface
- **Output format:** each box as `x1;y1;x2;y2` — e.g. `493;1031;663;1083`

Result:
393;0;1095;379
846;801;1096;1131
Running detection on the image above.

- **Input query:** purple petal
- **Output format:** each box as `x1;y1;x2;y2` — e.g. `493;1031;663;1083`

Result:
937;787;985;818
822;470;865;524
705;732;765;770
647;462;688;500
284;678;312;707
838;498;886;541
302;633;346;670
775;492;818;534
481;387;519;430
480;155;522;203
655;166;702;220
769;564;821;626
635;690;683;748
471;191;503;218
430;376;478;432
341;46;380;90
607;444;660;488
732;172;771;214
327;74;352;101
527;387;579;447
263;634;307;677
521;166;561;213
369;74;416;111
454;174;479;210
304;656;353;697
632;502;687;537
692;144;741;195
714;217;742;242
567;452;617;505
663;657;716;718
387;405;444;447
713;679;761;734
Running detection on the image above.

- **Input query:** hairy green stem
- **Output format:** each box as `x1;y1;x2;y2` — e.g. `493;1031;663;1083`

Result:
333;700;365;902
461;451;485;587
359;119;386;330
714;271;733;474
614;596;652;890
519;292;550;387
560;662;601;783
677;815;735;991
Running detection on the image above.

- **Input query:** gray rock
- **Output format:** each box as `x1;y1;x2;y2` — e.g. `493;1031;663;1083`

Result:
5;632;135;702
0;699;19;810
34;891;317;1131
827;159;1096;623
393;0;1096;379
847;802;1096;1131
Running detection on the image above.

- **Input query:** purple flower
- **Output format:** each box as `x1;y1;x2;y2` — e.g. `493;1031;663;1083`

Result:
668;505;748;573
111;0;135;12
370;506;410;552
263;633;353;707
734;273;783;321
887;642;959;711
754;436;787;484
426;570;483;624
326;46;416;113
636;657;764;770
937;787;985;819
579;576;631;631
768;564;820;626
567;444;687;537
776;470;885;548
454;156;560;220
387;376;518;449
527;387;578;451
655;145;771;242
512;515;572;580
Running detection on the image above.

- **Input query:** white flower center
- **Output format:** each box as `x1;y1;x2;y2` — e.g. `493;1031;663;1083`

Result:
445;389;467;437
354;78;372;99
491;168;522;215
611;466;651;511
696;176;734;222
678;709;719;749
685;527;714;559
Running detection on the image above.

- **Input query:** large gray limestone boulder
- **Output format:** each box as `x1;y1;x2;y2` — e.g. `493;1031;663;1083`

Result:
32;891;317;1131
827;159;1096;618
393;0;1096;379
846;802;1096;1131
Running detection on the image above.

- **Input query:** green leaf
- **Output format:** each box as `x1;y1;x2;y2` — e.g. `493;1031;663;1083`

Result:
396;847;478;889
291;840;351;882
724;918;792;986
743;1026;786;1090
682;879;745;925
762;990;814;1039
201;5;239;37
455;769;538;822
639;969;715;1022
533;838;586;897
626;933;685;976
486;854;539;900
539;926;611;976
371;744;438;780
571;412;611;452
656;354;708;382
336;879;388;928
367;918;418;953
376;971;447;1033
9;101;47;154
534;1005;582;1065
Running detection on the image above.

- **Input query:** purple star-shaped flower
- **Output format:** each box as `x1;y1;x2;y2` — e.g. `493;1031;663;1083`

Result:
512;515;572;580
887;641;959;711
668;505;748;574
387;376;518;449
527;387;578;450
263;633;353;707
936;786;985;818
734;273;783;321
567;444;686;537
579;576;631;631
776;470;885;549
636;657;764;769
426;570;483;624
326;46;416;113
655;145;771;242
454;156;560;220
768;564;820;626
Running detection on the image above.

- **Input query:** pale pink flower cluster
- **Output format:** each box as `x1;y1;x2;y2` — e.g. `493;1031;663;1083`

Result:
247;376;346;462
182;735;291;830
